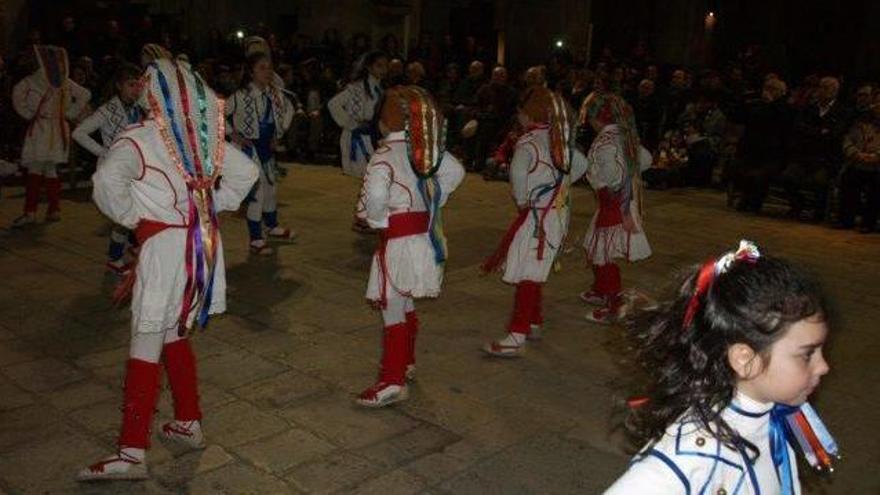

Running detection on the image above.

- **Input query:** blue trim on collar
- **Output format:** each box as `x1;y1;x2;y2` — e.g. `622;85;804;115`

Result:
728;402;772;418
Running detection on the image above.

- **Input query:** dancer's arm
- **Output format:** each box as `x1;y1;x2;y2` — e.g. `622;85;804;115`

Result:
213;143;259;211
92;140;142;228
72;107;109;157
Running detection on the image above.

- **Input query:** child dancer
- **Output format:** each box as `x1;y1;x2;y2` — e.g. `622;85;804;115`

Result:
354;86;465;407
579;90;652;324
72;63;144;273
77;59;258;481
328;50;388;178
11;45;91;227
605;240;839;494
226;51;295;254
481;87;588;357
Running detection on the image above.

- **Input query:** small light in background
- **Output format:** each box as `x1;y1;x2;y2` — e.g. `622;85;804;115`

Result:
708;11;715;17
555;40;564;48
236;30;245;40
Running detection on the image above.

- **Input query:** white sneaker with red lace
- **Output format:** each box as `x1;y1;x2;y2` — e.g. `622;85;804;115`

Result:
161;420;205;450
586;305;619;325
482;332;526;357
355;382;409;408
579;290;607;306
76;449;147;481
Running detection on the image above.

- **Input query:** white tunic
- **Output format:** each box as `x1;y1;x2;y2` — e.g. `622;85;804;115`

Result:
225;82;294;145
582;124;652;265
12;71;91;164
92;120;259;334
328;75;383;177
502;127;588;284
72;96;142;157
605;393;801;495
358;131;465;301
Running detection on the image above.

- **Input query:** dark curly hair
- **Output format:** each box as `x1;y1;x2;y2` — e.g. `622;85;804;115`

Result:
624;251;828;459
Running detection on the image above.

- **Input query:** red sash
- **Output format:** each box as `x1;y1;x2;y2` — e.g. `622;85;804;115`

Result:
376;212;430;308
113;220;186;304
480;208;530;275
595;188;623;227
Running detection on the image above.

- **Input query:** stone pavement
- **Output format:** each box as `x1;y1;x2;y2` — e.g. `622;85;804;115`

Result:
0;164;878;494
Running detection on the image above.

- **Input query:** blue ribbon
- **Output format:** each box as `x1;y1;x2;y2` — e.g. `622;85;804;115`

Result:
350;126;372;162
417;176;446;264
770;404;799;495
153;65;196;175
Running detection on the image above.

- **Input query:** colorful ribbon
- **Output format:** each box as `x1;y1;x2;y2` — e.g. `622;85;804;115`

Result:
682;240;761;329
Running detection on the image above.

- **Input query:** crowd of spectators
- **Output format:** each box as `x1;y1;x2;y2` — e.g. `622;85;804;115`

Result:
2;14;878;233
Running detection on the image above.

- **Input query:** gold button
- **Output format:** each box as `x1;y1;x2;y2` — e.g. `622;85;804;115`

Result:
716;489;727;495
696;437;706;447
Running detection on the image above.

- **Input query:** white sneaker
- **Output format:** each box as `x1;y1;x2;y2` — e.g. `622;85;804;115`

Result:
267;226;296;241
76;451;148;482
161;420;205;450
482;334;526;358
405;364;416;381
105;258;131;275
11;214;35;229
355;382;409;408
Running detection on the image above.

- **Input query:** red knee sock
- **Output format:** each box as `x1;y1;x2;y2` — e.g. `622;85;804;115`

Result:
530;283;543;327
379;322;409;385
162;339;202;422
592;263;622;299
509;281;540;335
45;177;62;214
405;311;419;367
23;174;43;214
118;359;161;449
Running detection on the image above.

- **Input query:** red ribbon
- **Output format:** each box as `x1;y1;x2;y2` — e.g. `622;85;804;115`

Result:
481;208;530;275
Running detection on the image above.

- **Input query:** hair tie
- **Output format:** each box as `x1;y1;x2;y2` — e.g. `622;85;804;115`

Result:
682;240;761;329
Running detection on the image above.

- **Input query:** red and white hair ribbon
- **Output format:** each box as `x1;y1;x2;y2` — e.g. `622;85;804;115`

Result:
682;240;761;329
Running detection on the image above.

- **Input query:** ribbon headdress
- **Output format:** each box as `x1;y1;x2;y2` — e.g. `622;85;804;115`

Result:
580;90;643;215
381;85;449;264
140;58;227;334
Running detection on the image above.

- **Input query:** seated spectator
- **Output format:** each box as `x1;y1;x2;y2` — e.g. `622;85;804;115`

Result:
837;95;880;232
643;128;688;189
472;66;517;172
782;76;850;221
852;83;875;122
731;77;791;212
387;58;405;86
406;61;430;91
631;79;661;151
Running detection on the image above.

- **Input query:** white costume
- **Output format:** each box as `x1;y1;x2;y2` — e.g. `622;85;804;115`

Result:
79;59;258;483
226;82;293;240
93;123;257;333
605;393;801;495
583;123;652;265
73;96;142;157
502;125;589;284
359;132;465;302
328;74;383;177
13;56;91;171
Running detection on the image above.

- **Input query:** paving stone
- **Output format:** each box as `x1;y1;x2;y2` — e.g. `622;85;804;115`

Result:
354;423;461;470
235;428;337;475
0;423;107;494
152;444;235;488
1;165;879;494
232;370;332;410
349;468;426;495
46;380;116;411
198;351;288;389
281;393;420;449
3;357;86;393
285;451;383;494
205;400;289;448
185;462;292;493
0;374;34;411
